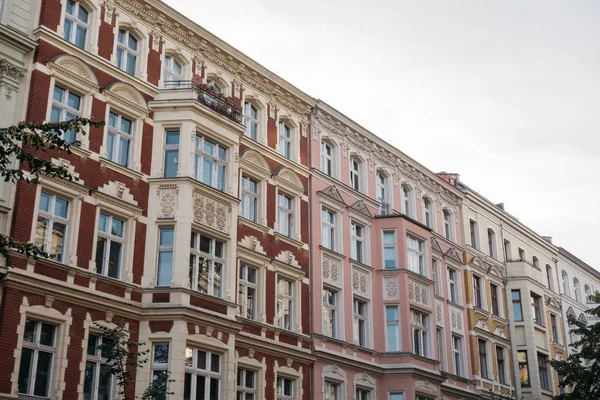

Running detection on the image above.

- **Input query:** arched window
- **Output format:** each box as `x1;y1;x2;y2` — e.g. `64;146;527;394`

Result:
443;210;454;241
244;102;259;141
349;156;361;192
278;121;293;159
117;29;138;75
562;271;570;296
320;140;334;177
574;278;581;303
585;285;591;303
376;171;390;214
487;229;496;258
532;256;539;269
163;55;183;86
546;265;554;291
422;197;433;228
64;0;89;49
401;184;414;218
206;77;224;95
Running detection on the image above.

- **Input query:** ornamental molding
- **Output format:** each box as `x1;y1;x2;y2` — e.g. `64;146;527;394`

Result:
494;325;506;339
383;276;398;300
238;235;266;255
415;380;437;393
98;180;137;205
322;255;341;288
449;307;464;334
273;167;304;195
157;185;178;218
103;82;149;117
408;279;429;307
101;0;117;23
318;185;346;205
275;250;300;269
92;186;142;215
0;58;26;81
348;200;372;219
48;55;99;91
192;190;231;233
435;300;444;326
352;266;370;297
240;149;271;178
430;237;443;254
445;247;464;264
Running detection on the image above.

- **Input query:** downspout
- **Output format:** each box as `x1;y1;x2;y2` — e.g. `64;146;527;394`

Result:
307;108;315;400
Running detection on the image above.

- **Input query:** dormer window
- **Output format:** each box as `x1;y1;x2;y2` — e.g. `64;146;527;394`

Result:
117;29;138;76
278;121;292;159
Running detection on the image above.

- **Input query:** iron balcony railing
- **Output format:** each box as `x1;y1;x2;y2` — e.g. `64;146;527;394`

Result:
162;80;243;124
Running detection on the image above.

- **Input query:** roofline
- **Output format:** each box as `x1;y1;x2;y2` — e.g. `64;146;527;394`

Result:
558;247;600;279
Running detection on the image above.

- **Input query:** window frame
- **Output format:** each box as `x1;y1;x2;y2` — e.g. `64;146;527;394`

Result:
350;221;365;263
238;263;258;320
278;120;294;160
277;191;294;238
50;84;83;144
63;0;90;49
407;235;426;276
531;292;543;325
550;313;559;343
478;339;489;379
194;133;228;191
323;286;340;339
320;140;335;177
321;207;337;251
383;230;397;269
496;346;507;385
469;219;478;249
442;209;455;241
84;332;115;400
324;380;341;400
34;190;70;264
487;229;496;258
447;266;458;303
490;283;500;317
385;305;400;352
236;367;257;400
241;174;259;223
276;275;295;331
18;319;57;397
512;290;523;321
473;275;484;309
349;156;363;193
116;28;139;76
94;212;126;280
411;309;429;357
183;346;222;400
276;376;295;399
162;54;184;86
452;334;463;377
163;129;180;178
156;226;174;287
189;231;225;298
518;351;530;387
422;197;434;229
105;109;134;168
353;297;369;347
376;171;391;214
401;184;414;218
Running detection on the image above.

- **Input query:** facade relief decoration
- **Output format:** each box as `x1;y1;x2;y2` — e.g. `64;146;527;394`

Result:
158;185;177;218
98;181;137;205
319;185;346;205
322;256;341;288
275;250;300;269
431;237;443;254
450;307;464;333
435;300;444;326
349;200;372;219
383;276;398;300
352;267;370;297
494;326;506;339
445;247;464;264
408;280;429;307
192;190;230;233
475;318;489;331
48;55;99;91
238;235;266;255
104;82;149;117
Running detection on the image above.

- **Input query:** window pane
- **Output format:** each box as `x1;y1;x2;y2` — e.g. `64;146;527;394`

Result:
108;241;122;278
95;237;107;274
118;29;125;43
386;306;398;321
166;130;180;145
78;5;89;22
118;136;130;166
210;353;220;372
209;377;219;400
159;228;174;246
40;323;56;346
18;348;33;394
111;217;124;237
164;149;178;178
197;350;207;369
116;47;123;68
54;197;69;218
64;19;73;41
51;222;67;262
126;54;136;75
98;364;112;400
128;34;138;51
157;251;173;286
24;320;36;342
196;376;206;400
33;351;53;396
154;344;169;363
75;25;87;49
66;0;75;14
67;92;81;110
83;361;95;399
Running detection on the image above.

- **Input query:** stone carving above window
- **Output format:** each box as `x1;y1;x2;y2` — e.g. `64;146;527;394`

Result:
158;185;177;218
192;190;230;233
383;276;398;300
323;256;341;287
450;307;464;334
352;267;370;297
408;280;429;307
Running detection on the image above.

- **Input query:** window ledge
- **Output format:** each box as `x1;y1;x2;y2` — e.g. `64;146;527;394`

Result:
238;216;269;234
447;300;464;309
319;246;347;260
473;306;489;315
100;157;144;183
491;314;507;324
533;322;547;330
274;232;306;250
349;258;372;271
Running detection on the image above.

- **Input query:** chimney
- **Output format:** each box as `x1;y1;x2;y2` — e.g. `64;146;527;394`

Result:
437;172;460;187
542;236;553;244
496;203;504;210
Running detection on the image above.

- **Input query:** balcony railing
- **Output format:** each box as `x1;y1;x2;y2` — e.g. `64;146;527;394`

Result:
162;80;243;124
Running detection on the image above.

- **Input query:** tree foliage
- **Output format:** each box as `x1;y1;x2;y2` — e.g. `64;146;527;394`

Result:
0;118;103;264
550;292;600;399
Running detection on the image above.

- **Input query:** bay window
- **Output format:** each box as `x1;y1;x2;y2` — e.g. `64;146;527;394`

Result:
184;347;221;400
189;232;224;297
383;231;396;269
195;134;227;191
156;227;174;286
163;129;179;178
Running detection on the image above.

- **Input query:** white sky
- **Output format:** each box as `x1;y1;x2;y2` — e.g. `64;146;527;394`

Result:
164;0;600;268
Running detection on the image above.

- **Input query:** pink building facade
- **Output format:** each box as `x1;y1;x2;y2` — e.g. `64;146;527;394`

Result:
309;103;476;400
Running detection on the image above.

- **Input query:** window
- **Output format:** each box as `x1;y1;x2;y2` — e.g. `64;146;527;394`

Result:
151;343;169;384
518;351;530;387
356;388;370;400
546;265;554;291
383;231;396;269
163;55;183;85
473;275;483;309
518;247;525;261
447;267;458;303
320;141;333;176
95;213;125;279
353;298;368;347
452;334;462;376
106;111;133;167
377;172;390;214
276;376;294;399
585;285;592;303
238;264;257;320
163;129;179;178
236;368;256;400
531;292;542;325
35;191;69;263
422;197;433;228
241;175;258;222
436;328;445;371
51;85;81;143
433;260;442;296
401;185;413;217
190;232;224;297
538;353;550;391
532;256;540;269
84;333;114;400
511;290;523;321
443;210;453;241
478;339;489;379
351;221;364;263
18;320;56;397
496;346;506;384
550;314;559;343
321;208;336;251
195;135;227;191
469;220;478;249
503;239;511;261
64;0;88;49
349;157;361;191
277;193;293;238
487;229;496;258
244;102;259;141
184;347;221;400
324;381;340;400
116;29;138;75
390;394;404;400
412;310;429;357
407;235;425;275
206;78;223;95
278;121;292;159
562;271;570;296
156;227;174;287
276;277;294;330
574;278;581;303
490;283;500;317
386;305;400;351
323;288;339;338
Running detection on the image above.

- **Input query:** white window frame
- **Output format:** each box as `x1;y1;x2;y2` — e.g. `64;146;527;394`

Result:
236;367;257;400
324;381;341;400
184;347;221;400
244;101;260;141
487;229;497;258
411;310;429;357
84;332;115;400
276;276;295;331
116;28;139;76
376;171;391;214
63;0;90;50
18;319;57;398
383;230;397;269
407;235;426;276
478;339;490;379
452;334;463;376
432;259;442;296
195;134;227;191
278;120;293;160
436;328;445;371
34;191;70;264
105;110;133;167
447;266;458;304
385;305;400;352
473;274;485;310
162;55;184;86
241;175;259;223
323;286;340;338
442;210;455;241
238;264;258;320
320;140;334;177
94;212;125;280
353;297;369;347
189;232;225;297
50;84;82;144
401;184;414;218
276;376;295;399
356;388;371;400
349;156;362;193
321;208;337;251
422;197;434;229
351;221;365;263
156;226;174;287
277;192;294;238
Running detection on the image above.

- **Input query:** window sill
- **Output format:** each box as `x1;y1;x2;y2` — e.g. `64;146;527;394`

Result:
473;306;488;315
100;158;144;184
238;216;269;234
447;300;464;309
349;258;372;271
274;232;305;249
319;246;346;260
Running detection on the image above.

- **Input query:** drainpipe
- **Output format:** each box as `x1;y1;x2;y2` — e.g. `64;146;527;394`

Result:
308;109;315;399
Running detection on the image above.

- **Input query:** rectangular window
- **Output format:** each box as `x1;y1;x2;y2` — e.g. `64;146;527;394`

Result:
356;388;370;400
551;314;559;343
157;227;174;286
324;381;340;400
452;334;462;377
518;351;530;387
163;130;179;178
323;287;339;338
238;264;257;320
106;111;132;167
277;376;294;399
353;298;368;347
321;208;336;251
320;141;333;176
190;232;224;297
437;328;445;371
35;191;69;263
184;347;221;400
490;283;500;316
531;292;542;325
512;290;523;321
503;239;511;261
195;135;227;191
151;343;169;383
469;220;478;249
279;122;292;159
236;368;256;400
390;394;404;400
386;305;400;351
473;275;482;308
277;193;293;237
84;333;114;400
447;267;457;303
383;231;396;269
433;260;441;296
241;175;258;223
478;339;489;379
243;102;258;141
518;247;525;261
412;310;429;357
64;0;88;49
496;346;506;384
351;222;364;263
350;158;360;191
18;320;56;397
51;85;81;143
407;235;425;275
95;213;125;279
277;277;294;330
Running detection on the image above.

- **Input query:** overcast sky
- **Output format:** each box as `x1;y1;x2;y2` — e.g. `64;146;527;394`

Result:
165;0;600;268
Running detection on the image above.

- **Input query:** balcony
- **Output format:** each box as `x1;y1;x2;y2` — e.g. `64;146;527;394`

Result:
161;80;243;124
